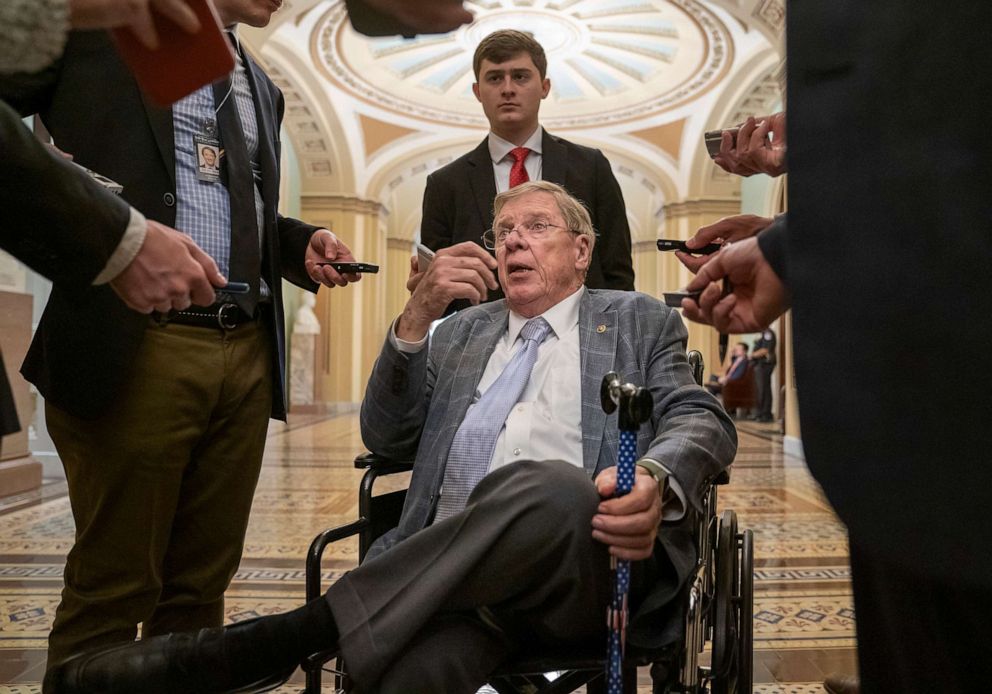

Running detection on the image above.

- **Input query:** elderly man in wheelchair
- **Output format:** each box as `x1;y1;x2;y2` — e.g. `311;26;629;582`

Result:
44;181;739;694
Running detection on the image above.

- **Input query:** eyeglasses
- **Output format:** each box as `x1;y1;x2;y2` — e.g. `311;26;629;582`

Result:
482;220;573;250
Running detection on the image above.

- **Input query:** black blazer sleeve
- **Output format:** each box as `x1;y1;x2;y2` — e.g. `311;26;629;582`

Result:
756;214;788;285
589;149;634;290
277;214;321;291
266;87;321;293
0;99;130;287
420;170;453;254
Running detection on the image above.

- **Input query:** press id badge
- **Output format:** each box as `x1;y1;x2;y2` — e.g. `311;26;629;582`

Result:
194;122;221;183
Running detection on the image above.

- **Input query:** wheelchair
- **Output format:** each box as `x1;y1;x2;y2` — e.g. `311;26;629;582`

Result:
302;351;754;694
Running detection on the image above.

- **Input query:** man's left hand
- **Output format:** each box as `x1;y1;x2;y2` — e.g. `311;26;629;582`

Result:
305;229;361;288
713;113;787;178
682;237;789;333
592;466;662;561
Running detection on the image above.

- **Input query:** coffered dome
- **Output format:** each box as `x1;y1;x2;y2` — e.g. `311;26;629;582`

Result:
315;0;733;129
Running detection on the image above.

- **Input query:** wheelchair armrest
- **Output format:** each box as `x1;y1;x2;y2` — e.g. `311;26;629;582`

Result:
354;451;415;474
305;519;369;603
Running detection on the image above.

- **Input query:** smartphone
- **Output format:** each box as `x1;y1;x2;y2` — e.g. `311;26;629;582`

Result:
662;290;701;308
111;0;234;106
71;162;124;195
657;239;722;255
316;262;380;274
704;127;739;159
416;243;435;273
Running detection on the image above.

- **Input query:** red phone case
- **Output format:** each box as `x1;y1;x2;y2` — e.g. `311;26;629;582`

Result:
111;0;234;106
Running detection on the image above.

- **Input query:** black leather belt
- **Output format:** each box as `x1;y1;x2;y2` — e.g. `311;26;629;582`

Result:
158;303;257;330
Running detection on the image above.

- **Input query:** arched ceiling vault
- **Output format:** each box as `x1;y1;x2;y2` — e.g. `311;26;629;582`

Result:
241;0;784;208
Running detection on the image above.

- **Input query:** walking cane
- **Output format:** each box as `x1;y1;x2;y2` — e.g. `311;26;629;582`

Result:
600;372;653;694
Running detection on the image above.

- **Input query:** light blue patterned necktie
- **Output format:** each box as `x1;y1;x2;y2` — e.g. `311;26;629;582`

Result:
434;317;553;521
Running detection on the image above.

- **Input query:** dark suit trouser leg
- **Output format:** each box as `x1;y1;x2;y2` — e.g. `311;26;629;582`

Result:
849;540;992;694
45;321;271;669
326;460;613;694
753;363;773;418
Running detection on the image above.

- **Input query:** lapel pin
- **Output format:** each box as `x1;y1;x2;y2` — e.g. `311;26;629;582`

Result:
597;324;607;333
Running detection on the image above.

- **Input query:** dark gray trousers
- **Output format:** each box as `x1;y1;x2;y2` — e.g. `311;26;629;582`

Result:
325;460;614;694
752;362;774;418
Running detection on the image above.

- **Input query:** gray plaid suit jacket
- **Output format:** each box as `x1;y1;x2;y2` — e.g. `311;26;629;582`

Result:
361;289;735;649
362;290;735;595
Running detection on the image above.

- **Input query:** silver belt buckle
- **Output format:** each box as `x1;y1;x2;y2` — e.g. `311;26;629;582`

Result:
217;303;239;330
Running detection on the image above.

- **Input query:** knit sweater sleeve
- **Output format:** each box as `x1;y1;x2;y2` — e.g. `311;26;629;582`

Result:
0;0;70;74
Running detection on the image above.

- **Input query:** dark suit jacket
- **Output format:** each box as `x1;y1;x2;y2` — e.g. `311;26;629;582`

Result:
360;289;737;648
758;1;992;589
0;100;131;287
1;98;134;437
0;31;319;420
421;131;635;302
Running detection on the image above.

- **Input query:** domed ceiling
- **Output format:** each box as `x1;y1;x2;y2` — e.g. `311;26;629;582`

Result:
314;0;734;129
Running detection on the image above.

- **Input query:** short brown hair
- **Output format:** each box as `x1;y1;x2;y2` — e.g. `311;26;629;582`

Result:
473;30;547;80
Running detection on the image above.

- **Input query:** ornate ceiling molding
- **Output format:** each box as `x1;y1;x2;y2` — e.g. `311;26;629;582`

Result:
264;61;337;180
312;0;734;129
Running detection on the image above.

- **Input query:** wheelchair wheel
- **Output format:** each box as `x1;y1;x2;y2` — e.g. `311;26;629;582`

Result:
709;511;739;694
738;527;754;694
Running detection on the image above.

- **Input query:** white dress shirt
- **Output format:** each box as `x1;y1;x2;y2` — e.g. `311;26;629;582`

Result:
489;127;544;194
479;287;583;472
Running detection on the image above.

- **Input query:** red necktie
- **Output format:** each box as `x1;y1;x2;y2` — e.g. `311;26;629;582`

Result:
509;147;530;188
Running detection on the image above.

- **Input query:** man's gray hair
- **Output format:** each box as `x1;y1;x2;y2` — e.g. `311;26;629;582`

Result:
492;181;597;252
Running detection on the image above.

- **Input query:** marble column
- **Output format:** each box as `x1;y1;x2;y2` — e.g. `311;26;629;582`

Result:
299;194;387;406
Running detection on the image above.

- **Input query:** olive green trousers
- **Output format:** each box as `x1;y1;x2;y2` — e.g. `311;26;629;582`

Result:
45;319;272;671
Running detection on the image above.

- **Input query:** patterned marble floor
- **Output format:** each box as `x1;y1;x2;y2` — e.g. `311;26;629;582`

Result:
0;413;857;692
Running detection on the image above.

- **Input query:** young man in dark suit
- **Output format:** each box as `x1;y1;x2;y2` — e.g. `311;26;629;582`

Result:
0;0;363;676
420;29;635;301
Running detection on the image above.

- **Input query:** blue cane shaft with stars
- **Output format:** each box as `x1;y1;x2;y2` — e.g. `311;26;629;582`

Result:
606;427;637;693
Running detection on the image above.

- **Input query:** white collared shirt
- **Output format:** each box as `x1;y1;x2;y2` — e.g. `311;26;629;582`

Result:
489;127;544;193
479;287;584;473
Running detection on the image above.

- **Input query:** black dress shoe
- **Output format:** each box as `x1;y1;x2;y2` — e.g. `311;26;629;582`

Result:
823;673;861;694
43;619;296;694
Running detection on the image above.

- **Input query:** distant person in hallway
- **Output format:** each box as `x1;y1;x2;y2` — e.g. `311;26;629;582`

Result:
420;29;634;310
749;327;776;422
43;181;735;694
705;341;749;396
